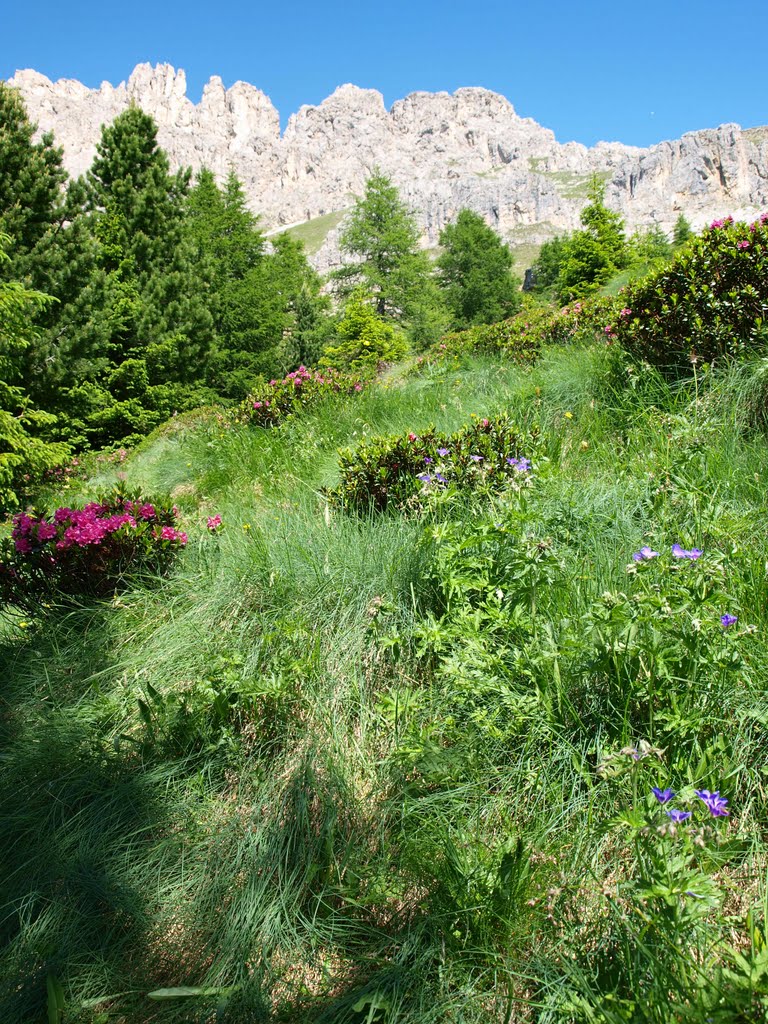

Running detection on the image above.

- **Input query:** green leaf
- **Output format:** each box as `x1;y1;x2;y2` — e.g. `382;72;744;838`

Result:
147;985;237;1000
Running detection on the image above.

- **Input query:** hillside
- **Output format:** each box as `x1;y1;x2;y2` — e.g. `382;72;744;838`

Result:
3;341;768;1021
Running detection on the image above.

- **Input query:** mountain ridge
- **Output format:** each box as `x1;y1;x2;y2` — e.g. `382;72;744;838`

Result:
8;63;768;270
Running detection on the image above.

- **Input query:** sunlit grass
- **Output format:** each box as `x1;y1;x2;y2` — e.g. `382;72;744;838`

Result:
3;346;768;1021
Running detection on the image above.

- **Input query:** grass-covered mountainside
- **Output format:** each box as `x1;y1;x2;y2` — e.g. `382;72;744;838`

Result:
4;334;768;1022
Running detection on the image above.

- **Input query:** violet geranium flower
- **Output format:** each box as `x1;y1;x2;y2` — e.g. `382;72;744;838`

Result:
694;790;730;817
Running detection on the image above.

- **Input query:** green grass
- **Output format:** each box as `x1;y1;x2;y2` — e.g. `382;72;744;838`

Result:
282;209;350;255
3;347;768;1021
537;169;612;200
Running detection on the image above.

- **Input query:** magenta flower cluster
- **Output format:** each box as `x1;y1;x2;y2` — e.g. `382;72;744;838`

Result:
12;500;186;554
1;489;189;612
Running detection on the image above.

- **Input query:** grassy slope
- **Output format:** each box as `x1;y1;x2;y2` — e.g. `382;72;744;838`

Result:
2;349;768;1022
282;210;350;256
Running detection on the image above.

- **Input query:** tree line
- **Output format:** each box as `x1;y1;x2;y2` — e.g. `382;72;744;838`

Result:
1;81;687;507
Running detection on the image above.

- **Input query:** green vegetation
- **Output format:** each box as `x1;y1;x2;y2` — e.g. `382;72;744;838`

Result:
437;209;521;328
284;208;350;255
4;335;768;1022
4;83;768;1023
611;213;768;369
332;169;445;345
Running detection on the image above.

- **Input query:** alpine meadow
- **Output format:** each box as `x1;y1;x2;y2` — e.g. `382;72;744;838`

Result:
3;66;768;1024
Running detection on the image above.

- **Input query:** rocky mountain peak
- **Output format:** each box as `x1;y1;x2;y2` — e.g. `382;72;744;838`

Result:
6;63;768;271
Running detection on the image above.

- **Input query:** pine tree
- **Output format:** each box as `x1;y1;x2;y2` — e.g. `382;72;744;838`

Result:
59;107;216;445
437;209;520;328
673;213;695;248
332;171;442;339
0;83;68;281
556;177;628;302
0;83;101;428
0;235;69;509
186;171;331;396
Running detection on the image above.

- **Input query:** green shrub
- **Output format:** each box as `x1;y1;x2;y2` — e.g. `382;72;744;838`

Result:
322;289;409;370
242;364;367;427
612;213;768;370
327;413;538;513
0;485;189;615
419;293;619;368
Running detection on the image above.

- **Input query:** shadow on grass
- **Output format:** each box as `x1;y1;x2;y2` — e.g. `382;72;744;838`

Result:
0;609;204;1022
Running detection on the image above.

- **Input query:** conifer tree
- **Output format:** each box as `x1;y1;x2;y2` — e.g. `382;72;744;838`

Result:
673;213;695;248
0;84;68;279
186;170;330;396
59;107;215;445
0;235;69;508
332;170;443;341
437;209;520;328
0;83;100;422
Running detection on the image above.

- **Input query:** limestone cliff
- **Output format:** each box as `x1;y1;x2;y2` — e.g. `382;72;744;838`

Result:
7;64;768;271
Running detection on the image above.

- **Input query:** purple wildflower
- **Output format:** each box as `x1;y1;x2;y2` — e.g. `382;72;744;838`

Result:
632;546;659;562
694;790;730;817
423;457;433;464
672;544;703;560
720;613;738;629
666;809;692;823
437;447;450;457
652;787;675;805
469;454;484;463
417;473;432;483
435;473;447;484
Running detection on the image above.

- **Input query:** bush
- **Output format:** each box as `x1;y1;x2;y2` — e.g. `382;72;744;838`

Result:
322;290;410;371
0;486;187;614
327;413;539;513
611;213;768;370
419;293;619;367
242;364;367;427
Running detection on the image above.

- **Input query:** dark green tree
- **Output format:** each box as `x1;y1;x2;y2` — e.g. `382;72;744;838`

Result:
185;170;330;397
0;84;101;412
555;177;629;302
436;209;520;328
60;107;216;445
0;235;69;508
673;213;695;248
332;170;443;342
0;84;68;279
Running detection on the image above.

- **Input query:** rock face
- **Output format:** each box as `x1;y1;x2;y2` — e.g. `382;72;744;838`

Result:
8;64;768;270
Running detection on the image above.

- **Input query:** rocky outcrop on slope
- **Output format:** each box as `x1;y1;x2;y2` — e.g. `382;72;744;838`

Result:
8;64;768;270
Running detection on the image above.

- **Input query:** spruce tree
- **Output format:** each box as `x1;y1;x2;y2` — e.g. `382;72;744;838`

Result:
437;209;520;328
673;213;695;248
556;177;629;302
0;83;100;427
0;235;69;509
0;83;68;280
186;171;330;396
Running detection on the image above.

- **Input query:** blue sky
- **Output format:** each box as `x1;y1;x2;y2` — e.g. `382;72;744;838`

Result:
3;0;766;147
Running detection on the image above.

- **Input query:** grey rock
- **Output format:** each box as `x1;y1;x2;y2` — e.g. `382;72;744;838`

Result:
7;64;768;272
